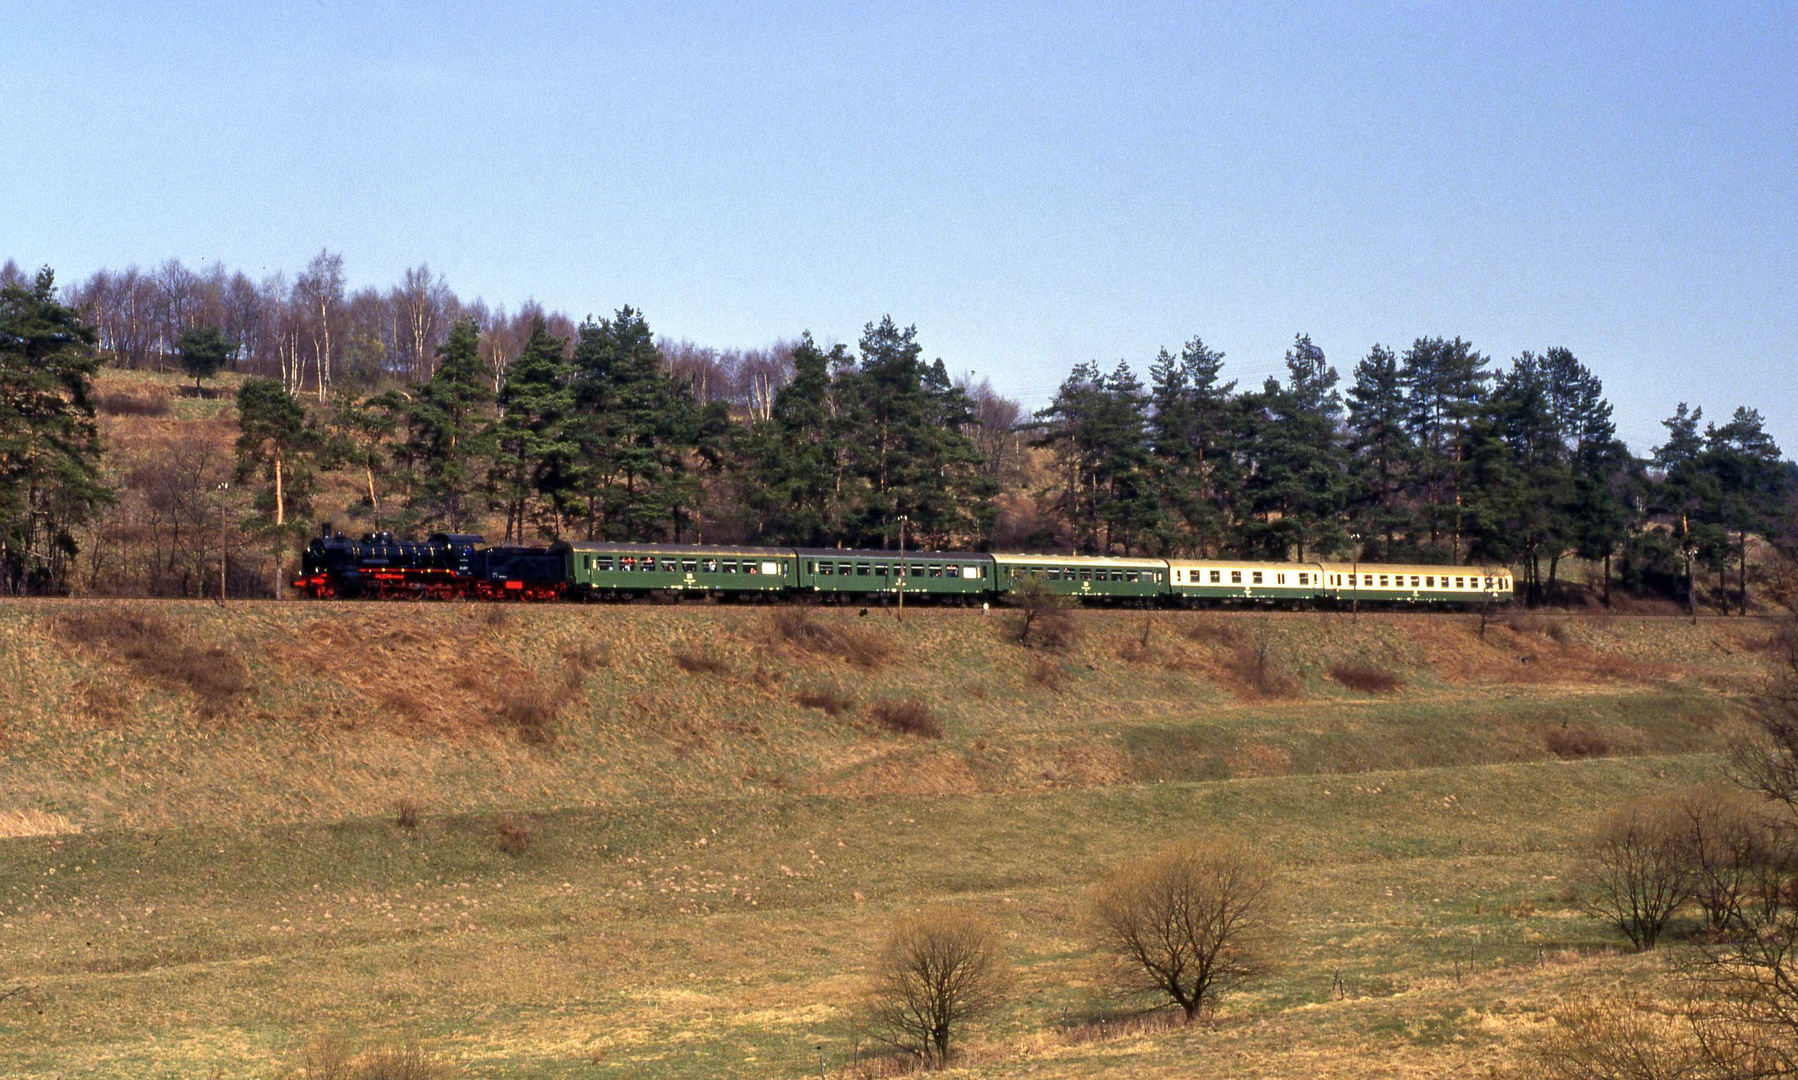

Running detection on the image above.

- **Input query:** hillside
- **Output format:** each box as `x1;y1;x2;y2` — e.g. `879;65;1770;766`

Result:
0;603;1777;1077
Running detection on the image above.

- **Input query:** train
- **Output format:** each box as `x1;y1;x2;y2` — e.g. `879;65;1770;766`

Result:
291;524;1514;608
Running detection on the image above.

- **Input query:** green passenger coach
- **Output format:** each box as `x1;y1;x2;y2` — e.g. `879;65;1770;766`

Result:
992;552;1166;601
552;541;797;599
796;548;994;602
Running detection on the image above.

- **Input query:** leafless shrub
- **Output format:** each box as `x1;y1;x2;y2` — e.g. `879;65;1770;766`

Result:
770;608;893;668
496;815;532;857
1526;994;1703;1080
1028;656;1069;694
869;698;943;739
1227;632;1296;698
1543;723;1611;759
296;1033;356;1080
1089;839;1281;1022
1328;663;1403;693
795;684;856;716
1008;577;1078;651
95;387;172;416
1509;610;1548;635
51;608;251;718
1671;785;1775;932
294;1037;453;1080
1054;1007;1184;1047
1118;617;1158;664
1578;798;1692;950
491;683;561;746
393;799;421;831
673;646;729;676
857;906;1011;1068
1183;618;1244;649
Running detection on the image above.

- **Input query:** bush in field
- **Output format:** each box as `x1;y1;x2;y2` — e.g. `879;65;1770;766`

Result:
858;906;1010;1068
869;698;943;739
1008;576;1078;651
770;608;893;668
496;815;532;857
1328;663;1403;693
1577;798;1691;950
52;608;251;718
1526;995;1702;1080
673;646;729;675
795;684;856;716
1542;723;1610;759
1670;784;1774;932
1089;839;1281;1023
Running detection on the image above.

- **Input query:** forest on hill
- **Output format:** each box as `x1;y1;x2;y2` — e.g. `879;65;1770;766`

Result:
1;255;1793;603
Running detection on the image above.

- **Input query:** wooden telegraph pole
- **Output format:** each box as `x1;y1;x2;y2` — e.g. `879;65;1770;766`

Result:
896;514;909;622
216;482;231;607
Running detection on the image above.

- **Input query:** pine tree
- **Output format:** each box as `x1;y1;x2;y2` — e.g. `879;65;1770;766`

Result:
839;317;992;549
399;318;494;532
568;307;701;540
1400;337;1492;559
176;324;232;394
740;333;854;545
488;316;574;541
235;377;318;595
1146;336;1236;555
1653;403;1727;609
1345;344;1411;559
1706;407;1786;613
0;267;111;594
1233;336;1350;561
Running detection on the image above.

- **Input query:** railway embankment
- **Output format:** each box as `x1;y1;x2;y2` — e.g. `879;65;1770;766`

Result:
1;601;1765;833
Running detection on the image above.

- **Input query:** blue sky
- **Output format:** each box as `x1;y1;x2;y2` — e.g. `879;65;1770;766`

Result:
3;1;1794;455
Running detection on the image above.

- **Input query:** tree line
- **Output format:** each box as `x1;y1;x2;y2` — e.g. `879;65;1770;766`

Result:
3;255;1794;602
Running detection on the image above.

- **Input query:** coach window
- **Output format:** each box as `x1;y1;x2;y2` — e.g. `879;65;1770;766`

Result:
816;561;830;575
1231;571;1242;584
928;565;942;578
661;559;676;572
1425;576;1434;588
1378;575;1388;586
680;560;695;574
744;562;759;575
850;563;866;576
1454;577;1463;588
1277;573;1286;585
1126;571;1140;583
1251;572;1263;585
1298;573;1309;585
1210;570;1222;584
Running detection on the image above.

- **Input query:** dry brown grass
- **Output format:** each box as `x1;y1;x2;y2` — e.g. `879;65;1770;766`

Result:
51;608;251;719
673;645;729;676
496;815;532;856
1328;663;1404;693
1053;1007;1185;1047
295;1035;454;1080
769;608;894;668
1027;656;1069;694
0;809;82;838
1183;617;1246;648
490;683;564;745
94;386;172;417
392;798;421;831
868;698;944;739
795;684;856;716
1542;723;1611;759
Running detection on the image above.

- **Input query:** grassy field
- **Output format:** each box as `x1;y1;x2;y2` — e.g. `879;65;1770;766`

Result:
0;601;1775;1077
